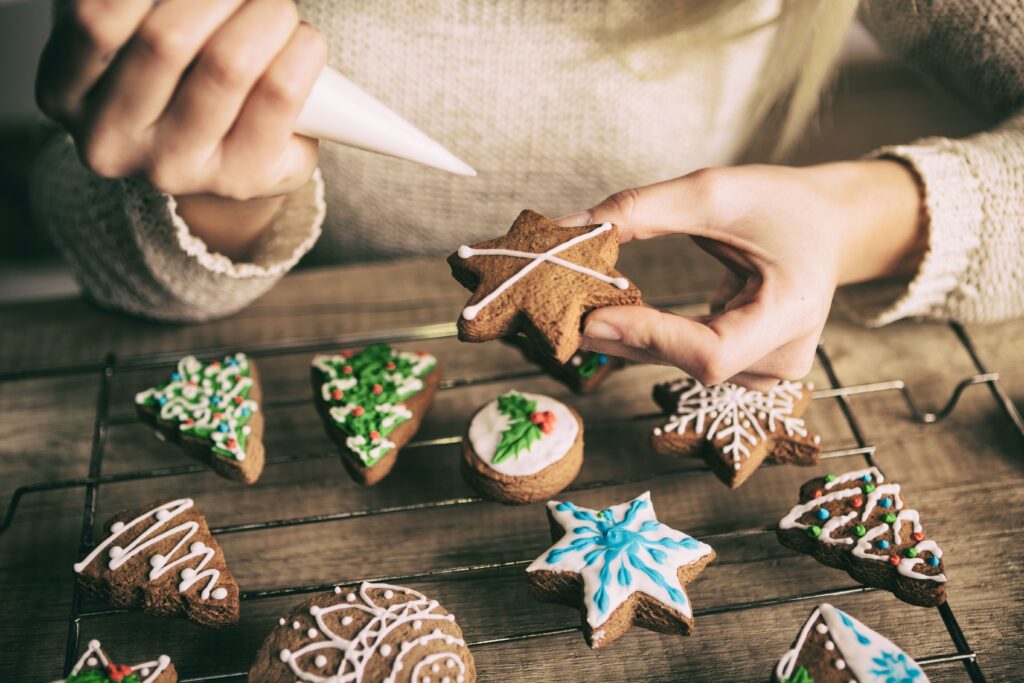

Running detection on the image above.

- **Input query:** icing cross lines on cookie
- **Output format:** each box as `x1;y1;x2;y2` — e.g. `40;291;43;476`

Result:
456;222;629;320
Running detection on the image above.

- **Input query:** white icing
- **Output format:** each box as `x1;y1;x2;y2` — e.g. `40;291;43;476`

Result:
825;467;885;490
277;582;468;683
457;222;630;320
526;491;713;629
900;540;947;583
820;512;857;546
73;499;228;601
467;392;579;476
655;379;809;467
58;639;172;683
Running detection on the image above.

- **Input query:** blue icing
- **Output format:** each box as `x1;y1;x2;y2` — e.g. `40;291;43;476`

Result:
837;608;872;646
870;651;924;682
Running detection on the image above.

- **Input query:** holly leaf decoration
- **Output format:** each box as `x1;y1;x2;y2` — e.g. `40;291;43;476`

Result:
68;670;142;683
493;393;543;464
783;666;813;683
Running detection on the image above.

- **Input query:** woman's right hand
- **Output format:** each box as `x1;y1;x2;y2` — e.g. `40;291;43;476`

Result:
36;0;327;205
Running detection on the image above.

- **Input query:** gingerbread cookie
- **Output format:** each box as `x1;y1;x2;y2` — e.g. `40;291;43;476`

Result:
58;639;177;683
527;491;715;649
448;210;643;363
135;353;265;484
503;335;625;394
651;378;821;488
249;581;476;683
312;345;441;486
74;498;240;627
777;467;947;607
774;603;929;683
462;390;583;504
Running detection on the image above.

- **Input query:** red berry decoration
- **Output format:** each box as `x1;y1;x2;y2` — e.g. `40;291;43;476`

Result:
529;412;545;425
211;361;220;368
331;389;344;400
106;663;134;682
213;412;223;420
353;406;365;417
226;438;237;449
372;384;384;395
529;410;557;434
369;430;381;441
234;395;244;405
341;350;353;358
385;362;396;370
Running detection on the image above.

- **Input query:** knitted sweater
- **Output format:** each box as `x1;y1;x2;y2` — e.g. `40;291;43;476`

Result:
30;0;1024;324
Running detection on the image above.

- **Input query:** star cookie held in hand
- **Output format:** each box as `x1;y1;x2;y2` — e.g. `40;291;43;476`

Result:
448;210;643;363
527;491;715;649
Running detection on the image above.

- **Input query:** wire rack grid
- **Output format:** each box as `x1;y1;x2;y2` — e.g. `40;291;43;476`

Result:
2;314;1020;682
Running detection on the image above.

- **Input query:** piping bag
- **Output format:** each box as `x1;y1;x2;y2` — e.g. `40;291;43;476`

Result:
294;66;476;176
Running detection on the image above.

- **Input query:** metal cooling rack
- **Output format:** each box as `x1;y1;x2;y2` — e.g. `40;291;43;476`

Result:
2;315;1020;682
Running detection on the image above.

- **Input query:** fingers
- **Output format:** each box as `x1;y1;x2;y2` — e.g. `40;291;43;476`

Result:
553;168;734;243
35;0;152;123
164;0;301;146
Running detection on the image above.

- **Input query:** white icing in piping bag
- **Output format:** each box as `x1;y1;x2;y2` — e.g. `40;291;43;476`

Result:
295;66;476;176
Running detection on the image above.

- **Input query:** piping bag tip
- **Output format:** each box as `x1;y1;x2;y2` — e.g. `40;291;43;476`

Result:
296;66;477;177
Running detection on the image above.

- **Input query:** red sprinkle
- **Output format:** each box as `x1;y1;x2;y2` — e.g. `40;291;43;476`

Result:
341;350;353;358
911;532;925;542
235;374;243;382
888;555;901;566
385;362;396;370
352;406;365;417
226;438;237;449
234;396;244;405
107;664;133;682
213;412;223;420
372;384;384;395
369;431;380;441
851;496;864;509
211;361;220;368
812;490;823;499
331;390;344;400
342;365;354;375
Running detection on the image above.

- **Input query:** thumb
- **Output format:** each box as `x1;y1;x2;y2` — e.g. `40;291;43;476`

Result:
553;169;720;242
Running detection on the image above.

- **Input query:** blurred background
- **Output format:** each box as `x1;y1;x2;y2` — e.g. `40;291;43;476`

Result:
0;0;983;304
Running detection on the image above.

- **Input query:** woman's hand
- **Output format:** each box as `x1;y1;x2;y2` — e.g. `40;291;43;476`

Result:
556;161;926;390
35;0;328;258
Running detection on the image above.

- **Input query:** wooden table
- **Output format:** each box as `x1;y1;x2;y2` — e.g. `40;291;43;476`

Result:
1;238;1021;682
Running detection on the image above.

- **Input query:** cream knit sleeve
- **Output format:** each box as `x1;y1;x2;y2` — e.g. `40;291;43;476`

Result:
30;130;325;322
844;0;1024;325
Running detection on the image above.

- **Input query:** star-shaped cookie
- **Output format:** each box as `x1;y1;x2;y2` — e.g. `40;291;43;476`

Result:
526;491;715;649
448;209;643;363
651;378;822;488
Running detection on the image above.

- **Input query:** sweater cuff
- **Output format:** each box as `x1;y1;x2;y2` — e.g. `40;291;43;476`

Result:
158;168;326;280
838;140;985;327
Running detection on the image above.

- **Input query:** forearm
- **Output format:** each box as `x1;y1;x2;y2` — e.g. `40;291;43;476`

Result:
806;160;927;286
175;193;286;261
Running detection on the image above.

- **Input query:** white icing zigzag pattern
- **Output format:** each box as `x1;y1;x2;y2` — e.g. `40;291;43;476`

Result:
279;582;468;683
74;499;229;601
653;379;813;471
779;467;947;584
56;639;172;683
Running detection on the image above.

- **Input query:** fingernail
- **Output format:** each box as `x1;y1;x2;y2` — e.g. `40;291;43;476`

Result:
553;211;592;227
583;320;622;341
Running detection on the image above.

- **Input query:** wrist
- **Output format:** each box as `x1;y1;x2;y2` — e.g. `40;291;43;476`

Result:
174;193;286;262
813;160;927;286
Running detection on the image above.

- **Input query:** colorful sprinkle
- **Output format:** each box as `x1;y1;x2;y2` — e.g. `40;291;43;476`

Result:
372;384;384;395
879;498;892;508
876;539;890;550
331;390;344;400
343;365;353;375
862;473;872;482
812;490;823;499
816;508;830;521
912;532;925;542
851;496;864;509
928;556;940;567
863;483;876;494
853;524;867;537
888;555;901;566
905;547;918;558
884;512;897;524
352;406;365;417
807;525;822;539
824;474;836;483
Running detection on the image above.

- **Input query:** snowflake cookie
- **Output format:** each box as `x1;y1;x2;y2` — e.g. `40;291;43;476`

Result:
651;378;821;488
527;491;715;649
74;498;240;627
312;344;441;486
448;209;643;363
135;352;265;484
777;467;947;607
774;603;929;683
57;639;176;683
249;581;476;683
462;390;584;504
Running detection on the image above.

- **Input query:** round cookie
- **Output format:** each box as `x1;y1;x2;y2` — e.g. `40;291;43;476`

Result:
461;391;583;504
249;582;476;683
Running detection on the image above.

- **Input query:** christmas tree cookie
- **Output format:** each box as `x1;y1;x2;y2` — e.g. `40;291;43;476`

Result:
135;353;265;484
527;491;715;649
249;581;476;683
58;639;176;683
74;498;240;628
311;344;441;485
651;378;821;488
448;209;643;363
462;390;584;504
503;334;626;394
777;467;947;607
773;603;929;683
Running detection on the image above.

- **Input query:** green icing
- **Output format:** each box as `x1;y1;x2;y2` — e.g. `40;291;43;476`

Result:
492;392;543;464
68;670;142;683
313;344;437;467
135;353;256;461
782;665;813;683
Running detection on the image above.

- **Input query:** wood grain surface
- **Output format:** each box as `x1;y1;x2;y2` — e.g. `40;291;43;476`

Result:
0;236;1021;682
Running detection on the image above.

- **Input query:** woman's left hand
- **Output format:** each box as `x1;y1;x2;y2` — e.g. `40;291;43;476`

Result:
555;161;926;390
